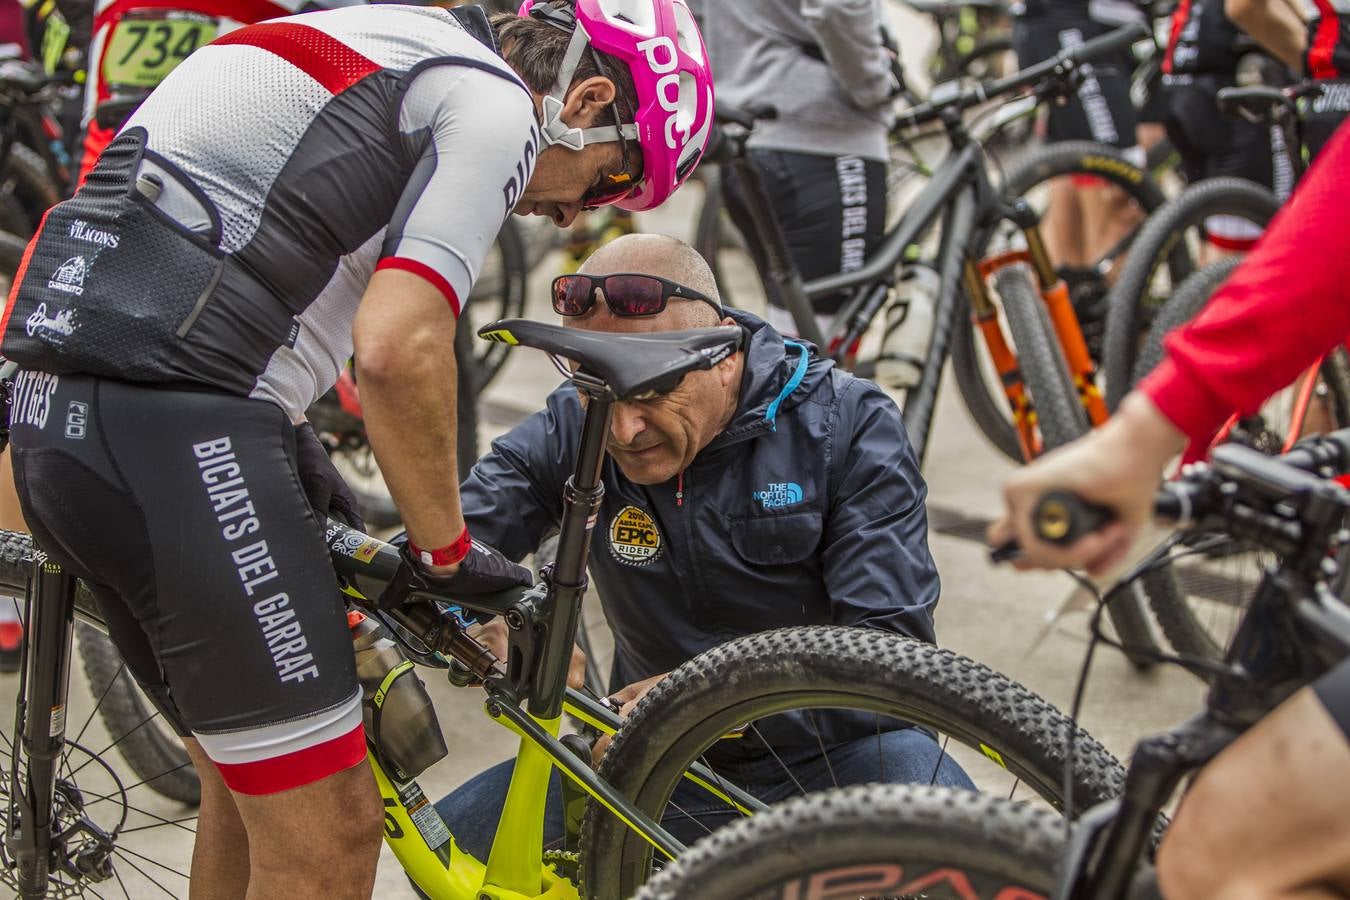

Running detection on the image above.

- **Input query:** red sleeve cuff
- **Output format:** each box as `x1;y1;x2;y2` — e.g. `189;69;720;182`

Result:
376;257;462;316
1137;355;1232;448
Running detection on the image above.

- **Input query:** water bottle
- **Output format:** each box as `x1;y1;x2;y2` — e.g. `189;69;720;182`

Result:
876;263;939;390
350;611;448;782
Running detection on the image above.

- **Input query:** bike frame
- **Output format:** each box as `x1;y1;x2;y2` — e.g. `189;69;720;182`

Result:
1054;450;1350;900
7;382;767;900
721;107;1084;465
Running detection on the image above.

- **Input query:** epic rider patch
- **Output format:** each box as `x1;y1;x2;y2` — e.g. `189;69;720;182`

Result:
609;505;662;567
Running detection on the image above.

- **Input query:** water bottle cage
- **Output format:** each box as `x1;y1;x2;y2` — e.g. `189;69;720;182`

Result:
367;658;418;782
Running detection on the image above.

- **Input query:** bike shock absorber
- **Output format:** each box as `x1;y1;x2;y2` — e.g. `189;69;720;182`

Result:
1021;214;1109;426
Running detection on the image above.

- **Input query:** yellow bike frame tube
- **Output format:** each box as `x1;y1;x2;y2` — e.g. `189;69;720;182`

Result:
484;714;562;895
490;698;687;861
371;752;486;899
562;691;765;816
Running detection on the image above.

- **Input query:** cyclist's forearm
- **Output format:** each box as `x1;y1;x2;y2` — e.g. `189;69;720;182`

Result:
354;271;467;550
1225;0;1308;72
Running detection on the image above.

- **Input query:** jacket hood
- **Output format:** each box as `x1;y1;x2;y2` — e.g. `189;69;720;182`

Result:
706;307;836;451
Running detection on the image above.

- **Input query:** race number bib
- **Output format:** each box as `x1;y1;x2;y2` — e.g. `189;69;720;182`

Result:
103;11;218;88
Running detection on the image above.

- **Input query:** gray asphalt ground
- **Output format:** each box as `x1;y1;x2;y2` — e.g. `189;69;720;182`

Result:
0;5;1209;898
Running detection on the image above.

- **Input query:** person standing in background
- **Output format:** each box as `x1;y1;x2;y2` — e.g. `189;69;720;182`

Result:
689;0;901;348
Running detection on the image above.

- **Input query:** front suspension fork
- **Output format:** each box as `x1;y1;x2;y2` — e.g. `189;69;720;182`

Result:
1021;217;1108;426
10;553;77;898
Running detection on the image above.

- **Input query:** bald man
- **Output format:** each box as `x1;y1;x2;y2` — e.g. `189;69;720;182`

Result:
429;234;964;863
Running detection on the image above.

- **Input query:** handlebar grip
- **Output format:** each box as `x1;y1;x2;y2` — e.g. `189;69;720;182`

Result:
1033;491;1114;545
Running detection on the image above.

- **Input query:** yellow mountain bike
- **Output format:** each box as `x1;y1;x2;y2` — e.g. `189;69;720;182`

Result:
0;320;1131;899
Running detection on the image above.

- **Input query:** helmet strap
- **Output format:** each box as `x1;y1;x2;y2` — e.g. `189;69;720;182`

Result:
538;18;638;151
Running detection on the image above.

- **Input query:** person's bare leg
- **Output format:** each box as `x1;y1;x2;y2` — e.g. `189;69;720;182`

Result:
1157;688;1350;899
1078;183;1143;279
183;738;250;900
232;760;384;900
1042;177;1085;269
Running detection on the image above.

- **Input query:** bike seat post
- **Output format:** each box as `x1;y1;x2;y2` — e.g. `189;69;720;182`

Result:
527;380;613;718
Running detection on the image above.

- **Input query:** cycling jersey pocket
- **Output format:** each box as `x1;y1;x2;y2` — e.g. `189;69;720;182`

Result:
2;128;224;382
728;509;823;566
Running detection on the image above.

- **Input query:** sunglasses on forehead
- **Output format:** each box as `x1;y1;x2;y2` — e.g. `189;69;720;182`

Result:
552;272;724;319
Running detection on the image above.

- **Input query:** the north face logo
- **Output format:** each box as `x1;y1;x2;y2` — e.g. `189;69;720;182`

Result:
752;482;803;509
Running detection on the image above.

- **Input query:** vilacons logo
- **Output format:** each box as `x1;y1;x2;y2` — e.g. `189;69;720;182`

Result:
68;219;120;248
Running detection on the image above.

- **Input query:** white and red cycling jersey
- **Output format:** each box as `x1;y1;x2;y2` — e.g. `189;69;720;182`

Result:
4;4;541;422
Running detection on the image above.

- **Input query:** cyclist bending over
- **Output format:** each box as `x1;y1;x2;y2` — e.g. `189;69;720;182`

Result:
990;118;1350;899
0;1;713;896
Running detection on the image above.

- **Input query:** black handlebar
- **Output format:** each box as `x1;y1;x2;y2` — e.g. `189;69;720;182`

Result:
993;429;1350;562
896;19;1151;130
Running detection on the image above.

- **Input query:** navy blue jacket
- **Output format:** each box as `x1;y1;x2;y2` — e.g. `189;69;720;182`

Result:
462;310;940;744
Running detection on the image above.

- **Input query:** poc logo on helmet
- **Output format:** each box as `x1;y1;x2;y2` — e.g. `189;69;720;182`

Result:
636;36;687;151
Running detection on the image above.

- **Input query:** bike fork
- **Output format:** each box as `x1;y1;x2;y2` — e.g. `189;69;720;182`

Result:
1018;213;1109;426
9;550;77;898
963;257;1039;460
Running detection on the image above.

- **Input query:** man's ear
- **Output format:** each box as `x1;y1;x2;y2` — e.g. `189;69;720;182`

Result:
562;75;617;127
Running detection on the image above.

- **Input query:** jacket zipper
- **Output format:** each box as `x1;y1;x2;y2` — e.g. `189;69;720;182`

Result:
675;470;684;507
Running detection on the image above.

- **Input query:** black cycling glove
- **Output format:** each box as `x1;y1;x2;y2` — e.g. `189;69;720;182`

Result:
378;535;533;611
293;422;365;533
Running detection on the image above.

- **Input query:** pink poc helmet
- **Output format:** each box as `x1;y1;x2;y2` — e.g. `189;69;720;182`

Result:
516;0;714;212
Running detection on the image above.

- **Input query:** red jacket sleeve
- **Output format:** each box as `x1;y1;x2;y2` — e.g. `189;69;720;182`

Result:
1138;119;1350;444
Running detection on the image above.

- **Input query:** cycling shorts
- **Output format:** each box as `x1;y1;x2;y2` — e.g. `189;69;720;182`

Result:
1013;15;1139;150
719;149;886;338
8;372;365;795
1303;80;1350;161
1162;74;1294;249
1314;657;1350;740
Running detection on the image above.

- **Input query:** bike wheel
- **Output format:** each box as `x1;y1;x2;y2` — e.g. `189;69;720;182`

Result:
464;217;527;392
951;141;1173;463
993;264;1088;451
1101;177;1280;411
1127;259;1350;665
578;626;1130;899
0;531;195;898
634;785;1067;900
75;624;200;805
2;142;61;232
634;784;1162;900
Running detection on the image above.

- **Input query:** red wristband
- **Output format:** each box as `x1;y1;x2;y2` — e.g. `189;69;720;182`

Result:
408;527;472;568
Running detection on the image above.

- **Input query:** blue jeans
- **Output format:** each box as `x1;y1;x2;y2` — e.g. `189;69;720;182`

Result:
434;727;975;863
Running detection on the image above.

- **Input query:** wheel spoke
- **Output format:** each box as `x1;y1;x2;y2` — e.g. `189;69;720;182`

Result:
72;658;130;749
68;710;161;779
746;723;809;798
803;710;837;789
110;847;183;897
115;760;193;796
80;789;197;836
927;733;953;787
693;755;751;820
118;814;198;836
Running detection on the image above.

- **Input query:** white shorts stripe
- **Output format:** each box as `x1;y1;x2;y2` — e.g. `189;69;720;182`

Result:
192;686;362;765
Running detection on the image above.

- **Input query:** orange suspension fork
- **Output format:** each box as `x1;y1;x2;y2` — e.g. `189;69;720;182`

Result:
1023;223;1109;426
964;260;1041;460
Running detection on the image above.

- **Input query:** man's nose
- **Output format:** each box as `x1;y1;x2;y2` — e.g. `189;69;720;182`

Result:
553;201;582;228
610;402;646;445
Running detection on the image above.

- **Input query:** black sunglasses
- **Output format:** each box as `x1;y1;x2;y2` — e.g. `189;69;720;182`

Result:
552;272;723;318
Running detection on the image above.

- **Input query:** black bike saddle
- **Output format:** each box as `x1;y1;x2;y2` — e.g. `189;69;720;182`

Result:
477;319;743;400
